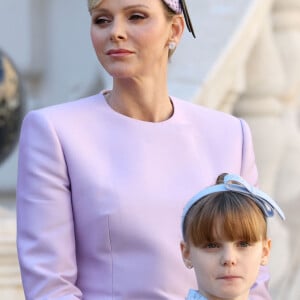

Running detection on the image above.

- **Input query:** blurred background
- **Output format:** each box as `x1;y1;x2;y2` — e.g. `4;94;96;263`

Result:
0;0;300;298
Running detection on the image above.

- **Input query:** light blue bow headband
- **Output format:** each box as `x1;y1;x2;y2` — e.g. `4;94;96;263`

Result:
182;174;285;233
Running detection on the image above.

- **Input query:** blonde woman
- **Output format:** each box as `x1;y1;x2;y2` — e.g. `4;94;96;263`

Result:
17;1;270;299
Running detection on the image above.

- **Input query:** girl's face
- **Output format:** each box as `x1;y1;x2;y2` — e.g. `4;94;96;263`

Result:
90;0;183;79
181;238;271;300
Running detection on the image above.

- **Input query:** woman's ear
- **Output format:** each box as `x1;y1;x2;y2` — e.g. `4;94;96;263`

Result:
261;239;272;266
180;240;193;269
170;14;185;44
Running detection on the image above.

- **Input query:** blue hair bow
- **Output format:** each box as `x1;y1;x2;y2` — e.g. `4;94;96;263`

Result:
182;174;285;233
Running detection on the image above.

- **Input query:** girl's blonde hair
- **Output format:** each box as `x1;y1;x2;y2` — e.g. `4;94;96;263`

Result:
183;191;267;246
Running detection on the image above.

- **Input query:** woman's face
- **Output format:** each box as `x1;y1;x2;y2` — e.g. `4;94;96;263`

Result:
90;0;180;78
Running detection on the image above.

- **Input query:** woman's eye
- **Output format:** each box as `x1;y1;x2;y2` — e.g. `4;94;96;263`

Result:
129;13;146;21
94;17;111;25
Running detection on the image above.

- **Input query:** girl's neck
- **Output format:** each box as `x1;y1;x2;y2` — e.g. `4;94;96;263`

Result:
105;78;173;122
193;289;249;300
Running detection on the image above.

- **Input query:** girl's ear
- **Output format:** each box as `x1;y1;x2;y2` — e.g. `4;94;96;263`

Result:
180;240;193;269
261;239;272;266
170;14;185;44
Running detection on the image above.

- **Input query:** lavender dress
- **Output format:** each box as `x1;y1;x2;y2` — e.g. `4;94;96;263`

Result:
17;93;269;299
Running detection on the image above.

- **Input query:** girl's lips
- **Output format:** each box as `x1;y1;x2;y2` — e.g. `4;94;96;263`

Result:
217;275;242;280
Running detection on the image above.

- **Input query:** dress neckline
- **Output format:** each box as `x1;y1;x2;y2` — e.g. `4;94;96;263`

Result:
99;91;177;125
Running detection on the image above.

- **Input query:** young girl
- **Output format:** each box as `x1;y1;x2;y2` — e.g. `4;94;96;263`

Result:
180;173;285;300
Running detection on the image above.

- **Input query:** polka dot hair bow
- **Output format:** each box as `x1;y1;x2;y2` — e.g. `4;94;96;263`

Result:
163;0;196;38
163;0;182;13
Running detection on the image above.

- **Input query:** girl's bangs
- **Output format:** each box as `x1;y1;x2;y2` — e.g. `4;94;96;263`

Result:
184;192;267;246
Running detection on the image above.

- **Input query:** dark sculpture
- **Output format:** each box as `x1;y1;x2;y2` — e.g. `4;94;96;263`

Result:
0;50;24;165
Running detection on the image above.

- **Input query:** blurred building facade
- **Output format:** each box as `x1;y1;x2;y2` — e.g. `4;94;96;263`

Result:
0;0;300;299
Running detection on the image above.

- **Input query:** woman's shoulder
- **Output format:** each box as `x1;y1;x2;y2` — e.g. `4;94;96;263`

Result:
22;93;107;126
172;96;241;125
28;93;103;117
20;93;108;135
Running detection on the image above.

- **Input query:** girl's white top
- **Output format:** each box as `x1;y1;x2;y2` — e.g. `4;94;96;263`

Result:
186;289;207;300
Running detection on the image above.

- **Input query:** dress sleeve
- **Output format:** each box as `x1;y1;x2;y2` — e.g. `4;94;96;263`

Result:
239;118;258;186
240;119;271;300
16;111;82;300
250;266;272;300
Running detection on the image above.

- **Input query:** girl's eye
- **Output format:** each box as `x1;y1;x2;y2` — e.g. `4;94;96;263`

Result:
205;242;219;249
238;241;250;247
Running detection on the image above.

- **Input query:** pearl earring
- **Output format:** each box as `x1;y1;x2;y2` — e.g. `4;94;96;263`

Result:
168;42;176;50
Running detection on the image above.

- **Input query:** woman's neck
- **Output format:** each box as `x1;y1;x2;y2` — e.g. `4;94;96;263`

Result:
105;78;173;122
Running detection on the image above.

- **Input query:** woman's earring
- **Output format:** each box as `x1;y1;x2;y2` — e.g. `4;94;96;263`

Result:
168;42;176;50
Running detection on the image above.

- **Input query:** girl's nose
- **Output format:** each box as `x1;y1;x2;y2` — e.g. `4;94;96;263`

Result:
220;246;237;266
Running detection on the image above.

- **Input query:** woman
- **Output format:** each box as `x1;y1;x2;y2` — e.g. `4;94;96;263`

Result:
16;0;271;299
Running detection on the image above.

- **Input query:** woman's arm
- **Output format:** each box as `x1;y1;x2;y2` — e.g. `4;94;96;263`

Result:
240;118;271;300
16;110;82;300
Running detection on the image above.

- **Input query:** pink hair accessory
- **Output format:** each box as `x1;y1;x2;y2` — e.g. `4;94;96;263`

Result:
162;0;182;14
163;0;196;38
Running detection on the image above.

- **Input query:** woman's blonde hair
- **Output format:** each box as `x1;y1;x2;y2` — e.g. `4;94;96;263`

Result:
87;0;102;13
87;0;176;16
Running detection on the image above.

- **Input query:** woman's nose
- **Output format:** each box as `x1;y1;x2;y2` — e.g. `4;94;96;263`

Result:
110;18;126;41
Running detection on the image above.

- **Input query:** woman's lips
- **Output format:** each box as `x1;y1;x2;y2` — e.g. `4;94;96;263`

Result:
106;49;133;56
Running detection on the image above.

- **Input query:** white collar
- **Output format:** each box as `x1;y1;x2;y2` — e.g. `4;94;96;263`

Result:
186;289;250;300
186;289;207;300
